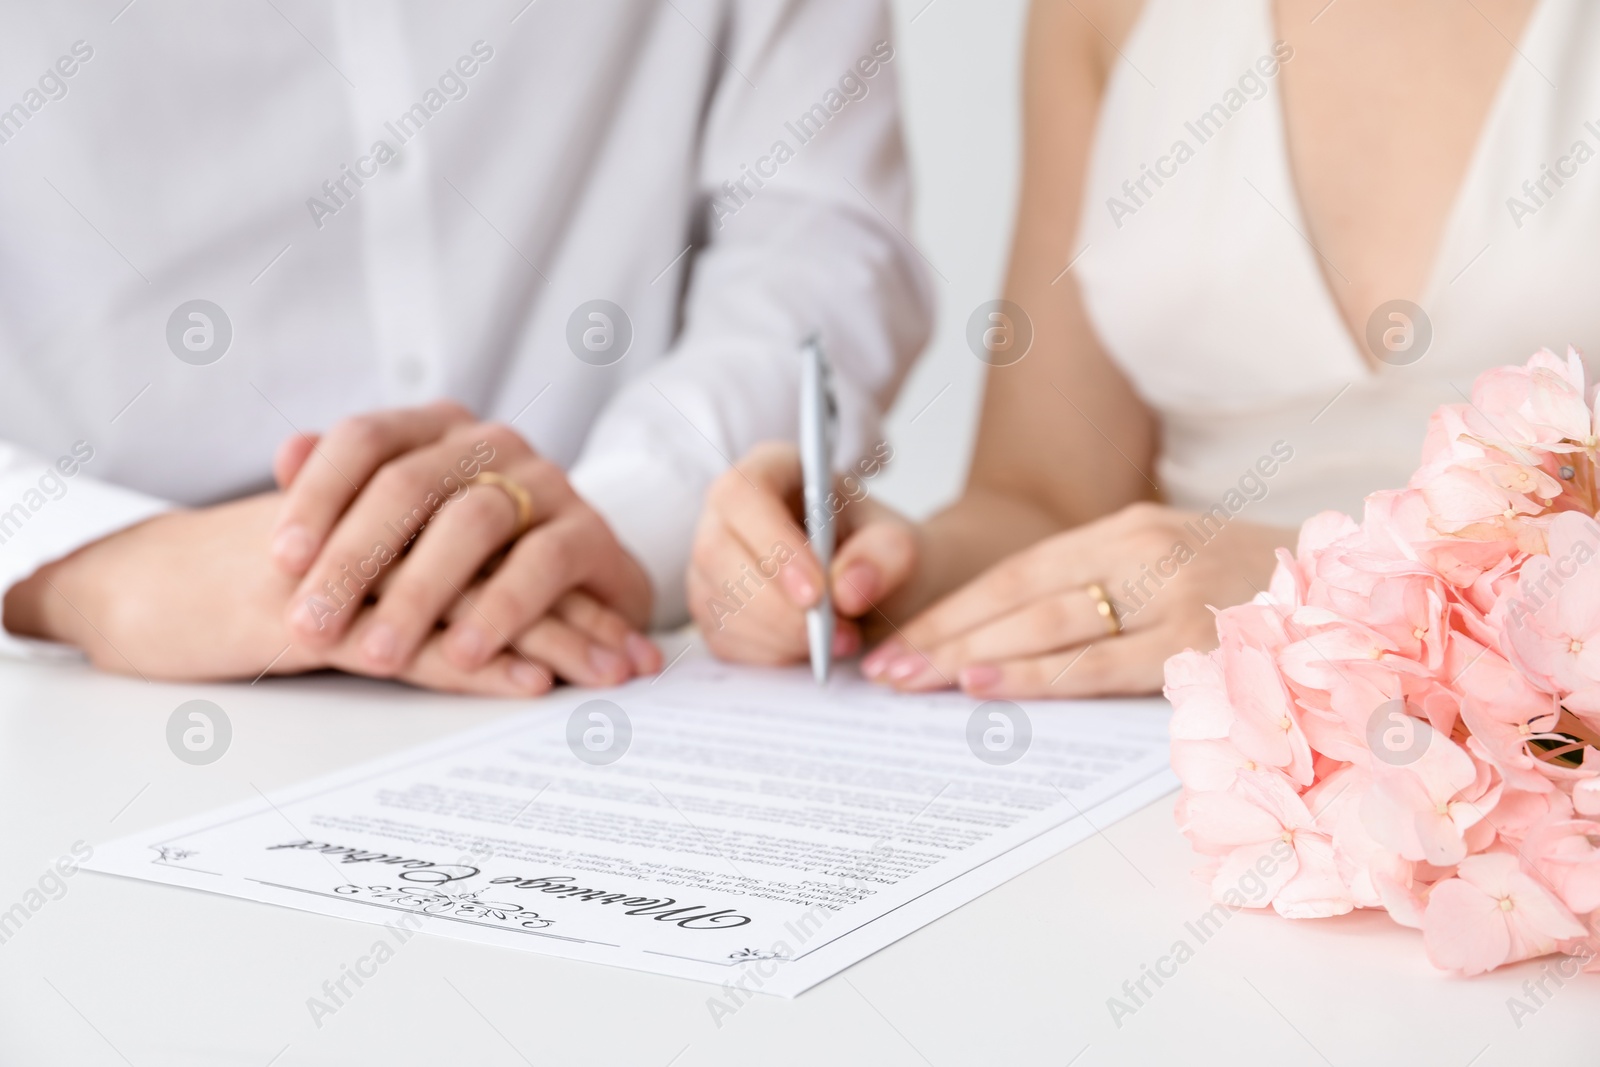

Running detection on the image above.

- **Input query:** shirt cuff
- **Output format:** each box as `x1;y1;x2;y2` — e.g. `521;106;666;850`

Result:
0;449;172;659
569;451;705;630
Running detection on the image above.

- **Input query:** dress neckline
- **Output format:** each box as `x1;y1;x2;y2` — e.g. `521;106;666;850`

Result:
1257;0;1548;377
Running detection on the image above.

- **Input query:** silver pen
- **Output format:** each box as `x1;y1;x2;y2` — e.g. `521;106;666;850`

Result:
798;335;838;684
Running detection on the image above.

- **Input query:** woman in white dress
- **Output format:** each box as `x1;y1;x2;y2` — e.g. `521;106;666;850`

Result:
690;0;1600;696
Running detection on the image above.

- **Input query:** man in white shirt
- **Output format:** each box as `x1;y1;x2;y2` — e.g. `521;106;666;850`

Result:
0;0;930;694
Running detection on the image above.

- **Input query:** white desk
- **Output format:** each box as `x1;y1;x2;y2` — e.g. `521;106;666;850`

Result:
0;654;1592;1067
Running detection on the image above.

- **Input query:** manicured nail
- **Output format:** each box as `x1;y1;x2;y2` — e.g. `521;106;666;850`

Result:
362;623;398;667
450;625;489;666
782;567;818;607
589;644;627;683
960;664;1002;692
624;633;660;674
289;599;322;636
861;644;899;679
510;661;546;691
887;653;926;682
270;524;314;571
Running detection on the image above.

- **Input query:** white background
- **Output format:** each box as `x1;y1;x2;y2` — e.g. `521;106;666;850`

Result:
874;0;1029;520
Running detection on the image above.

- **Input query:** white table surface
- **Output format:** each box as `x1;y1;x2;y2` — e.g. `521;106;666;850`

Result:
0;652;1594;1067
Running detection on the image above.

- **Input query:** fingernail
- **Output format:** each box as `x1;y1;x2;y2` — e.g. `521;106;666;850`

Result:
589;644;627;683
289;599;323;636
840;562;880;604
783;567;818;607
624;633;660;674
450;625;489;666
510;661;546;691
362;623;398;667
832;627;859;657
861;644;898;679
271;524;315;570
887;653;926;682
960;664;1002;693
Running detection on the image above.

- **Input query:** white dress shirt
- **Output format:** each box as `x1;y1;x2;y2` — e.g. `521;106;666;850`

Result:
0;0;932;651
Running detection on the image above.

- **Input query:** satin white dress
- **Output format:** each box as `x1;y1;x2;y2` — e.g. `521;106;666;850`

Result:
1074;0;1600;526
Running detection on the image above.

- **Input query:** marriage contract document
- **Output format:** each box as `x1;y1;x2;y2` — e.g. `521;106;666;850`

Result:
87;659;1175;996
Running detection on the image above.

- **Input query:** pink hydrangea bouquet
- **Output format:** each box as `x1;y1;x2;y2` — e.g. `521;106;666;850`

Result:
1166;349;1600;976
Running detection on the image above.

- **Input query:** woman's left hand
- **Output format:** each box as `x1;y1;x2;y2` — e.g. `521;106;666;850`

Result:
860;502;1295;699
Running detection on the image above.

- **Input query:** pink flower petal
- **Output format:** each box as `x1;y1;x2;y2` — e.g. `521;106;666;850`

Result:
1180;790;1283;850
1213;840;1298;908
1423;877;1511;975
1274;834;1354;918
1171;739;1253;793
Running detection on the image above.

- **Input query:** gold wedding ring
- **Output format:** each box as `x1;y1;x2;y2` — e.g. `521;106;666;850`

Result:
1086;582;1122;636
469;471;535;537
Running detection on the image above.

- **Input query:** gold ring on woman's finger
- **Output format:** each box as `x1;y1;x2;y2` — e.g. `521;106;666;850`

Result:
1085;582;1122;636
